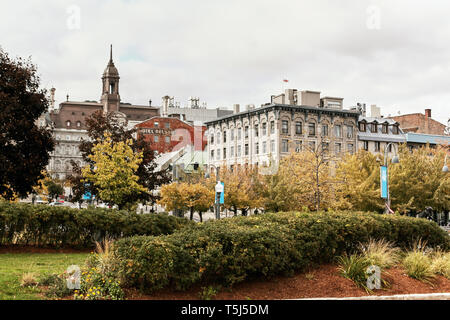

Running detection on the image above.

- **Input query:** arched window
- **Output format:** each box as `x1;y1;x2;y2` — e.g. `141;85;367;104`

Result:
66;120;71;127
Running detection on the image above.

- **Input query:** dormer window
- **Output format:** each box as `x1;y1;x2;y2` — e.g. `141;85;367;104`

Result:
392;125;399;134
76;121;81;128
371;123;378;133
359;122;366;132
382;123;389;134
66;120;71;127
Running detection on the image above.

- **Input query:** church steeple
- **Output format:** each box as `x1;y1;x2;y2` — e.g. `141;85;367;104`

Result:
101;45;120;113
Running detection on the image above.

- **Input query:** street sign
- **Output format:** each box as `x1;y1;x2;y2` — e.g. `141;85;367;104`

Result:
380;165;388;199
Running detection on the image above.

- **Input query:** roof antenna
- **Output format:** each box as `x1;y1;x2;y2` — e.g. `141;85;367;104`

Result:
110;44;113;63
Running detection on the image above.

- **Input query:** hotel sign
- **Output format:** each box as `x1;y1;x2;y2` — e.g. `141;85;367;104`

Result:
140;128;172;135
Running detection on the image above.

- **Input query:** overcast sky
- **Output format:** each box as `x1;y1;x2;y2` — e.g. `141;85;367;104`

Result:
1;0;449;125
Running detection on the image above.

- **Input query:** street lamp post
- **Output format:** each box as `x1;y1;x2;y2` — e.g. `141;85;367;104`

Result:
206;165;221;220
443;154;448;173
382;142;399;214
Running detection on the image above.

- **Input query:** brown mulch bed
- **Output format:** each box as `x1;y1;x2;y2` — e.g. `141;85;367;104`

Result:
125;264;450;300
0;245;91;254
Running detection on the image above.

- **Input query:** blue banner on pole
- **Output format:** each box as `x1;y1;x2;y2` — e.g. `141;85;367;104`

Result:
380;166;388;199
219;182;224;204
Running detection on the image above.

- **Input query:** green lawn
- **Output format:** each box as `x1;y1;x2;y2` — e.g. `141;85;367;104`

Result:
0;252;89;300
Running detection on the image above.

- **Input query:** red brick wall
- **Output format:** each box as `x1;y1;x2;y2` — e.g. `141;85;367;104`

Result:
390;112;446;135
136;117;207;153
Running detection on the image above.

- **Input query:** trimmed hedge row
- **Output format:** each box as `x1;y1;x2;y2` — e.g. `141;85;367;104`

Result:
110;211;450;292
0;202;193;248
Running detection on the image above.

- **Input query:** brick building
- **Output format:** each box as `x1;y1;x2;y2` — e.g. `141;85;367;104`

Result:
136;116;207;154
389;109;447;135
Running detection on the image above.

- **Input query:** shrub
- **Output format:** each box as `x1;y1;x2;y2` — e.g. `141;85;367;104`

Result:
20;272;38;288
403;250;435;282
107;211;450;292
430;250;450;279
337;254;371;290
0;202;193;248
358;238;401;269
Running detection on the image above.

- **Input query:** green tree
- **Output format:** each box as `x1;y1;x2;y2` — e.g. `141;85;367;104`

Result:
0;49;54;200
82;132;147;210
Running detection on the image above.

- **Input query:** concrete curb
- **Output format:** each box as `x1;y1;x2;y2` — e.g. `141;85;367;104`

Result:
296;293;450;300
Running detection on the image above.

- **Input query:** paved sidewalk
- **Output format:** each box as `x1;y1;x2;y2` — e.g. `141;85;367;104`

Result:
297;293;450;300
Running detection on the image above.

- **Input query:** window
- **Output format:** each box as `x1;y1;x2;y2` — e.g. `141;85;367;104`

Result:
281;120;289;134
216;149;220;160
66;135;70;141
309;141;316;150
238;128;242;140
66;120;71;127
165;122;170;129
245;144;249;156
363;141;369;151
263;141;267;153
322;142;329;153
295;140;302;152
348;144;354;154
223;130;227;143
237;145;241;157
154;135;159;143
392;125;399;134
210;135;214;145
375;141;381;152
282;139;289;153
382;124;388;134
308;123;316;136
271;140;275;153
244;126;249;139
371;123;378;133
223;148;227;159
296;122;303;135
334;125;341;138
165;136;170;144
217;132;220;143
335;143;341;154
322;124;328;137
346;125;353;138
255;142;259;154
231;129;234;140
359;122;366;132
154;122;159;128
231;146;234;157
255;124;259;137
211;150;214;159
270;121;275;134
388;144;392;153
76;121;81;128
262;123;267;135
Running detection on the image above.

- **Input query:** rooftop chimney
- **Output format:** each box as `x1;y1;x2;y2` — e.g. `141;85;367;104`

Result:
149;99;152;106
233;104;240;114
425;108;431;118
162;96;170;117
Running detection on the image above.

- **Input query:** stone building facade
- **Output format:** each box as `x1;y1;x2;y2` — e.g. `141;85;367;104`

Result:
205;90;360;171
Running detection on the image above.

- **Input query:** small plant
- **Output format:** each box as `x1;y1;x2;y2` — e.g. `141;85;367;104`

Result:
74;267;124;300
39;273;73;298
337;254;371;292
199;286;219;300
358;238;400;269
304;272;315;280
430;250;450;279
403;251;435;283
20;272;38;288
